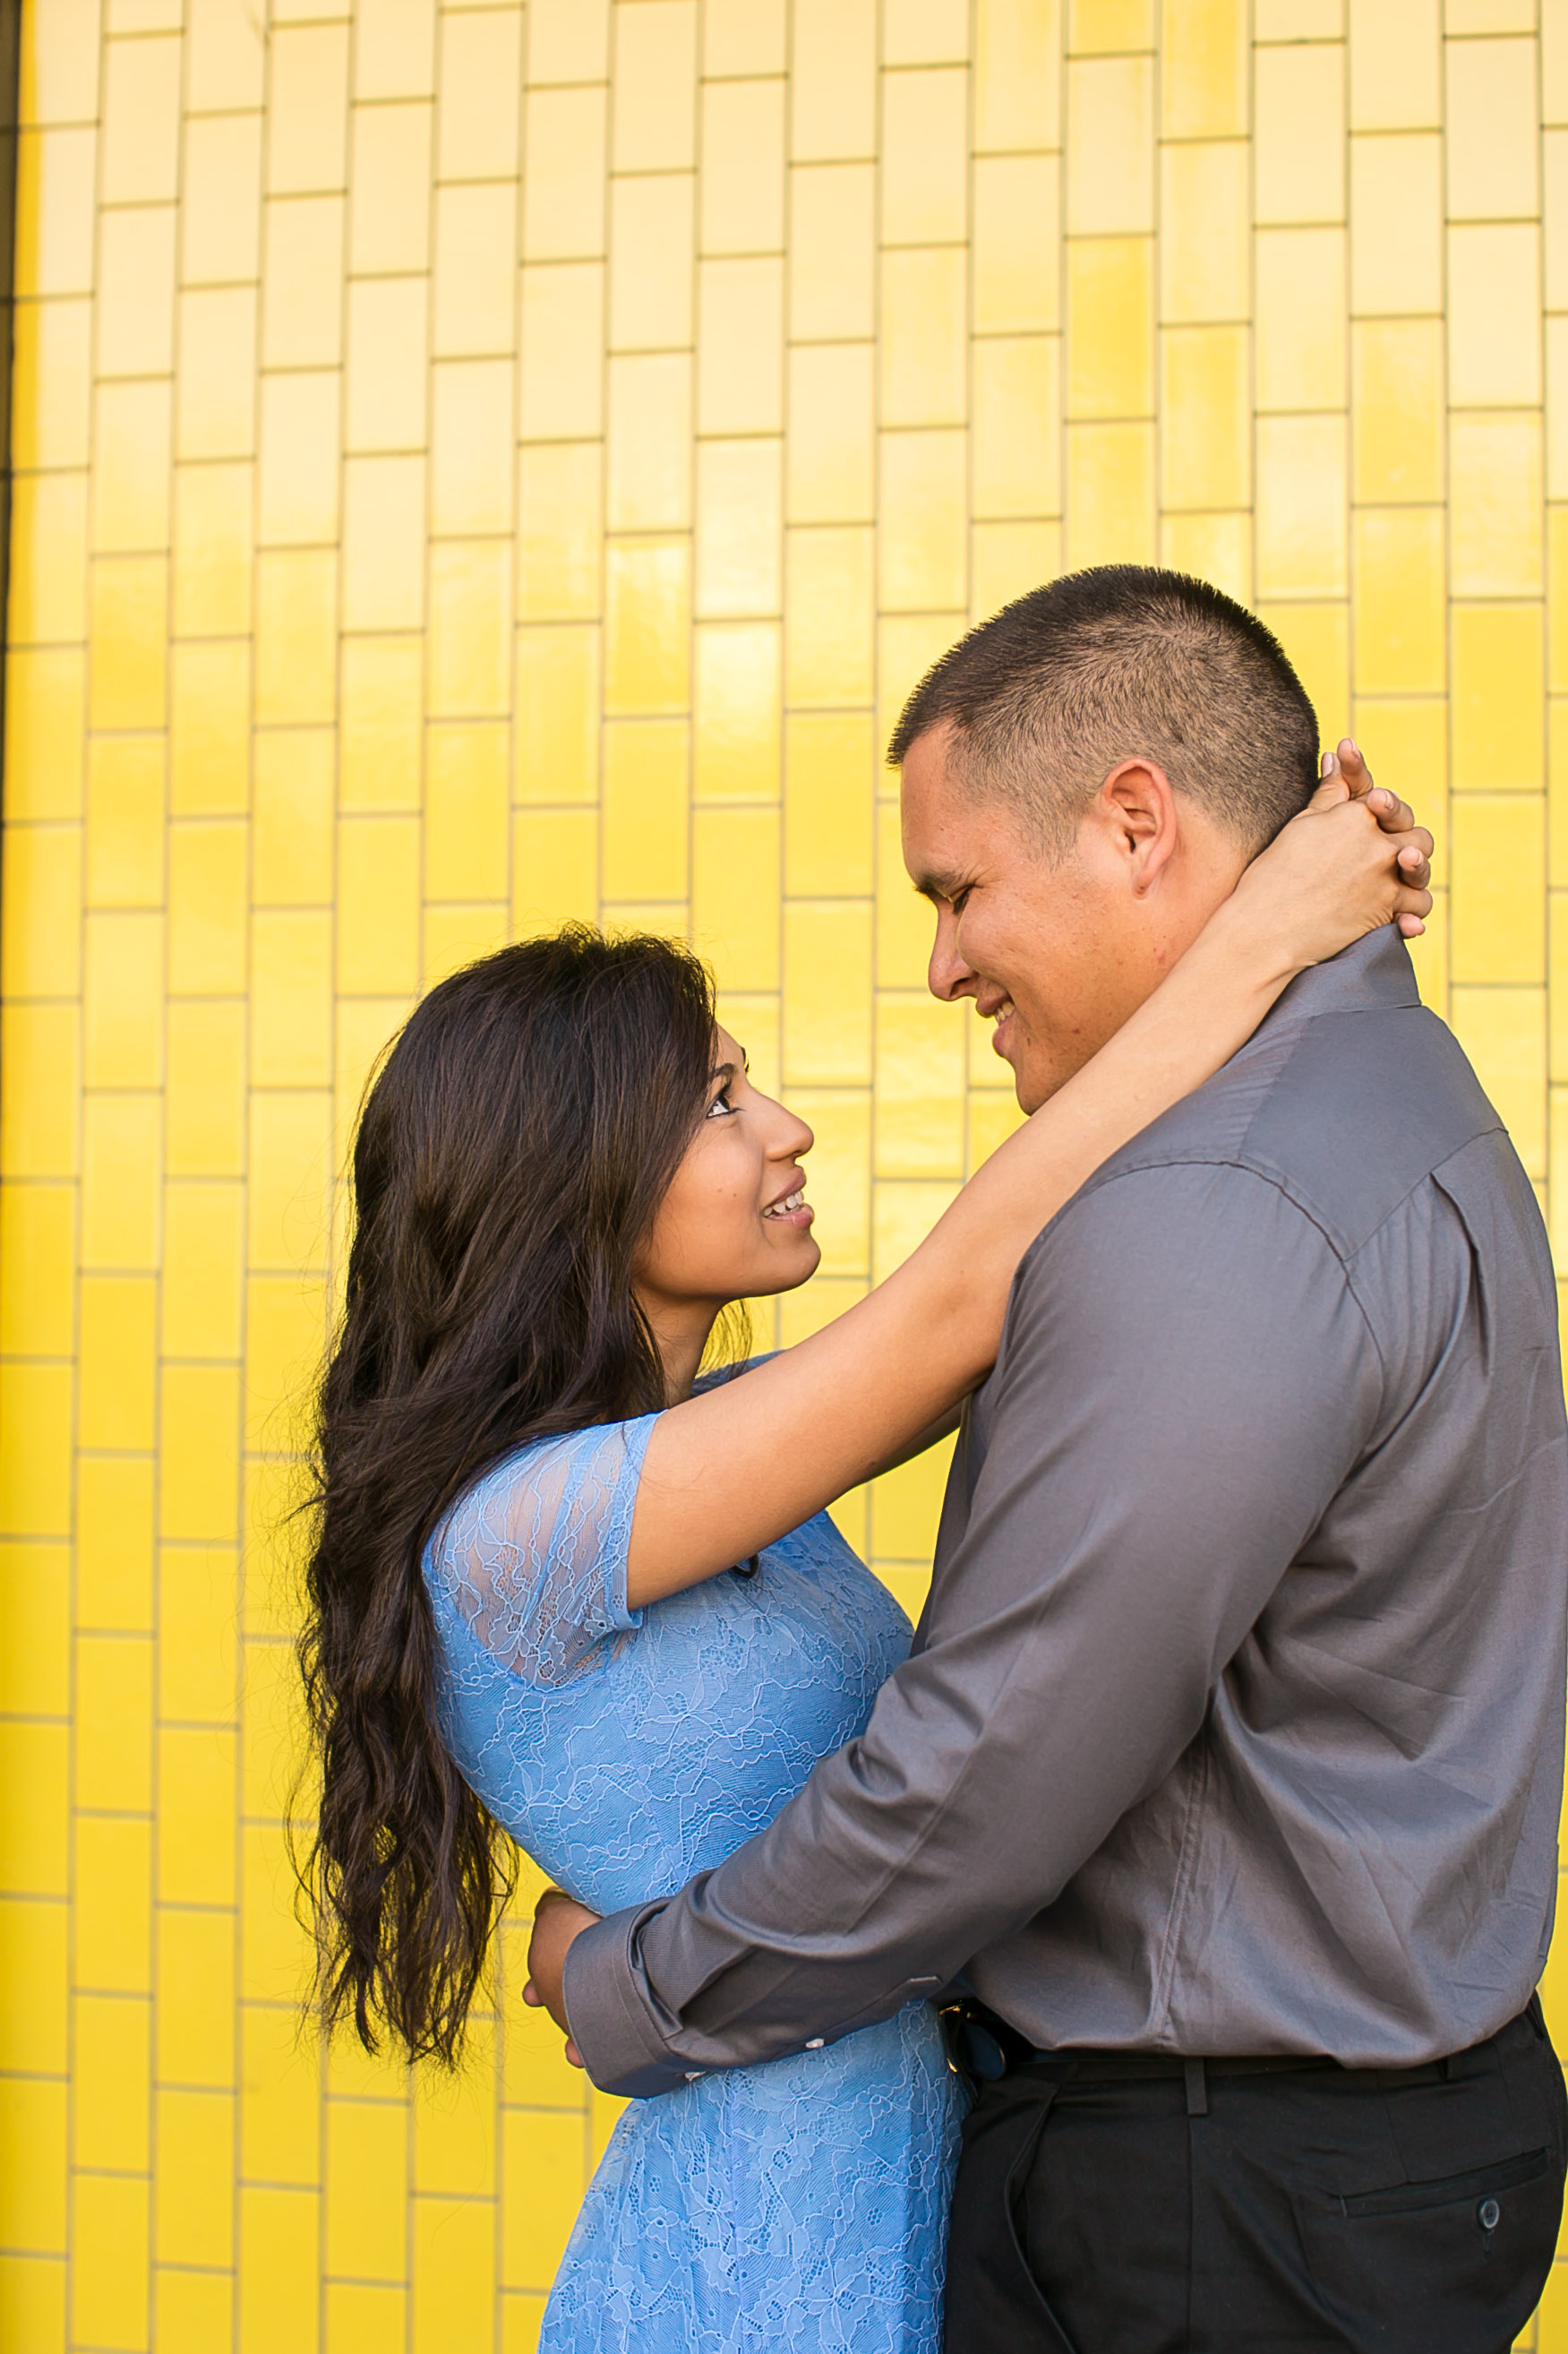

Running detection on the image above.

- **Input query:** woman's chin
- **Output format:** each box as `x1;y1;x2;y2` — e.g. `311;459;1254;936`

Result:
752;1233;823;1296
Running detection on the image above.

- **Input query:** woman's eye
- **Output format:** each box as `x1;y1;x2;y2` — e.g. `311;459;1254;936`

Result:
706;1087;735;1119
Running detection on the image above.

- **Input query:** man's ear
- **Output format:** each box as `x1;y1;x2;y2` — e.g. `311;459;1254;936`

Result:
1097;760;1179;896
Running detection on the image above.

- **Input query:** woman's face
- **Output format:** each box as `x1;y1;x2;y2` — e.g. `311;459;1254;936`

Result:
634;1027;819;1319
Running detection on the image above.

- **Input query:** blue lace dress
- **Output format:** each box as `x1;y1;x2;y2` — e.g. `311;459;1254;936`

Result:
424;1399;962;2352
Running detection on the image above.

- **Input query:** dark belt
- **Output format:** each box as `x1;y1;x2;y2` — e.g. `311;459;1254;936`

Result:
942;2000;1350;2116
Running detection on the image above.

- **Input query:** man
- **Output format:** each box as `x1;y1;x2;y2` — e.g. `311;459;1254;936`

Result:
533;568;1568;2350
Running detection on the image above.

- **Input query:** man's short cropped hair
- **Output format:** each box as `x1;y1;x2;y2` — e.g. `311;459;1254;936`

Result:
887;566;1320;859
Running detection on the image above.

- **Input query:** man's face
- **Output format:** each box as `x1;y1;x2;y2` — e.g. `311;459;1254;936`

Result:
899;725;1225;1112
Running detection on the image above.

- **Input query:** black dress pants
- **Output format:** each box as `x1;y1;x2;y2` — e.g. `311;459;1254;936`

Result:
943;2003;1566;2354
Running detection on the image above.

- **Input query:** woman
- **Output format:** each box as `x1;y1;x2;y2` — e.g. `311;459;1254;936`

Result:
299;766;1430;2352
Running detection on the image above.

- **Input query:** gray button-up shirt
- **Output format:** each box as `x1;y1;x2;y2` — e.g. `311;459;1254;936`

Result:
566;931;1568;2095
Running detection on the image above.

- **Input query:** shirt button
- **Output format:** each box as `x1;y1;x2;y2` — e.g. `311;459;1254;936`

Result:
1478;2197;1501;2232
805;2038;824;2050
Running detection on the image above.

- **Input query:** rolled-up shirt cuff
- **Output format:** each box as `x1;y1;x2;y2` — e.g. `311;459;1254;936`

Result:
562;1902;696;2098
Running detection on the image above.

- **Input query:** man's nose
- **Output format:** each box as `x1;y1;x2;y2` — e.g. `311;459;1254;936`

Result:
927;913;977;1003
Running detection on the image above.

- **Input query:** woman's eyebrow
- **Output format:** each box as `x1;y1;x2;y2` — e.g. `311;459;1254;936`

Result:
708;1060;738;1084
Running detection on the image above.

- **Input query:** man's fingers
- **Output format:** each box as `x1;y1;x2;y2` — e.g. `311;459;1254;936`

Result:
565;2039;584;2069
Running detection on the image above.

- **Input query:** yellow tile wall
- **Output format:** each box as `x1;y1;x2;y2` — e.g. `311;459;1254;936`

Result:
1;0;1565;2346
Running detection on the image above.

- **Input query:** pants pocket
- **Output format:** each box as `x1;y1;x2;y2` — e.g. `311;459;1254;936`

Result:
1294;2142;1565;2354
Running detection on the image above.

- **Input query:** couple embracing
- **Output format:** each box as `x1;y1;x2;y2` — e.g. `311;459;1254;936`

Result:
301;569;1568;2353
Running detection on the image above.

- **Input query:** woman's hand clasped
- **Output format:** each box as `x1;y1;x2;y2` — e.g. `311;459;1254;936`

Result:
1233;737;1435;975
523;1889;601;2070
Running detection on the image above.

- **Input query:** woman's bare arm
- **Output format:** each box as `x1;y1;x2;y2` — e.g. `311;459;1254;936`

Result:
626;773;1432;1607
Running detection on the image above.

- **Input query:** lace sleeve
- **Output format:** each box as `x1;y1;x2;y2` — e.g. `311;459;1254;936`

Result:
428;1415;658;1688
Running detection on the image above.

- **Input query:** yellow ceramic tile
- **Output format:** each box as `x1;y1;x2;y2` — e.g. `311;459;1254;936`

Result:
693;807;781;989
609;174;694;354
518;263;604;442
425;726;510;899
1349;0;1441;127
974;0;1063;151
0;1185;73;1357
0;1719;68;1889
155;2264;234;2354
433;181;521;361
244;1273;324;1452
972;156;1060;336
791;0;877;162
70;2175;149;2347
1555;696;1568;881
78;1277;157;1449
336;815;422;996
181;110;263;288
523;87;608;261
518;444;603;622
1159;141;1248;326
258;372;340;549
348;99;433;276
90;552;168;731
1551;132;1568;309
167;1001;247;1182
172;460;253;640
83;906;163;1093
176;287;259;460
1352;507;1446;694
4;649;86;822
239;2001;321;2186
1066;236;1152;419
73;1995;151;2172
1449;413;1543;599
11;296;90;470
262;194;347;374
73;1815;154;1991
161;1543;241;1714
158;1370;242;1547
0;2078;65;2260
602;720;690;899
1255;46;1347;228
1451;794;1547;982
881;66;967;245
253;729;333;904
22;0;101;125
501;2109;586;2292
1069;0;1153;48
612;1;697;174
412;2030;496;2196
515;625;601;800
326;2097;409;2281
252;909;333;1088
14;125;98;300
169;640;251;819
76;1456;156;1634
185;0;268;112
341;636;424;812
167;820;247;999
1;1002;80;1181
1255;601;1351;738
607;353;692;534
1255;229;1346;416
878;431;967;613
91;377;175;555
786;343;875;523
1352;319;1444;504
1452;603;1545;789
4;823;83;1000
236;2186;321;2351
694;623;781;802
1159;324;1248;511
700;78;786;256
697;440;783;617
10;472;88;646
1451;984;1548;1174
784;715;876;894
355;0;436;100
101;33;182;202
787;163;875;340
870;1430;956;1557
73;1634;151;1817
1448;225;1543;408
974;337;1062;519
265;23;350;195
1445;34;1539;220
428;539;512;718
162;1185;244;1364
341;454;425;633
784;525;875;707
880;247;966;432
1066;56;1154;236
972;518;1065;622
1160;0;1247;136
1554;900;1568;1081
884;0;969;62
96;203;177;380
783;903;873;1085
705;0;786;75
1255;416;1349;601
699;256;784;435
871;1176;959;1281
1064;418;1156;568
413;2195;494;2348
526;0;607;83
246;1087;332;1273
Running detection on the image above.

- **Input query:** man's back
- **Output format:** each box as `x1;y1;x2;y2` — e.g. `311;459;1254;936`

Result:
938;924;1567;2062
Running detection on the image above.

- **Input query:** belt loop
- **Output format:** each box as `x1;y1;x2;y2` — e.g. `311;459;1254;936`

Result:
1184;2058;1209;2118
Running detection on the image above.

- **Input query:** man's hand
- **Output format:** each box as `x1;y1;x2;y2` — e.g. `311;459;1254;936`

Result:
523;1891;601;2070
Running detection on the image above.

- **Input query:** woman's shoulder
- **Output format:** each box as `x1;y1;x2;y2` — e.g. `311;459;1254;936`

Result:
430;1413;659;1576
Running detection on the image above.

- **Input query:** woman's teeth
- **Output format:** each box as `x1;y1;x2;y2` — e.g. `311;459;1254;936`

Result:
765;1190;806;1218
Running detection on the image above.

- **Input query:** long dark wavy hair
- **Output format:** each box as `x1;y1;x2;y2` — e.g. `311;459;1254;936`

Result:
297;925;719;2064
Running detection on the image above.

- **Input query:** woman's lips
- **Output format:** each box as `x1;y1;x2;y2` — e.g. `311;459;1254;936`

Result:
763;1187;813;1227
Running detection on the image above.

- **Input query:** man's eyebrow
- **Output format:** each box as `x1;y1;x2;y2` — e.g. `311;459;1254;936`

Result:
911;868;971;904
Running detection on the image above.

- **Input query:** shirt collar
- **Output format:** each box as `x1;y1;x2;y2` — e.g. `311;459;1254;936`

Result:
1259;924;1421;1035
